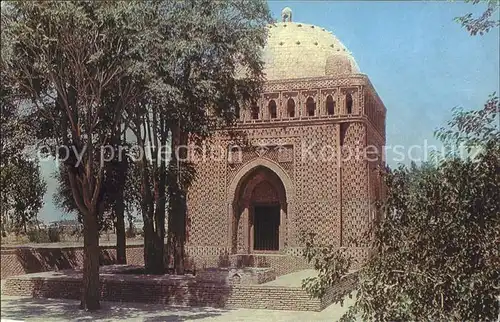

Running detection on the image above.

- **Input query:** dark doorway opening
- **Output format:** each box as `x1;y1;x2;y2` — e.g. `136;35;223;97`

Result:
253;205;280;251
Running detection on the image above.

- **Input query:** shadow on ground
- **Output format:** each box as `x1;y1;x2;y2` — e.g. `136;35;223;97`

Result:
0;296;227;322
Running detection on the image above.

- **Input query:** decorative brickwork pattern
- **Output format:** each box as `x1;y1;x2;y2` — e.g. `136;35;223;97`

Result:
341;122;369;247
187;84;385;270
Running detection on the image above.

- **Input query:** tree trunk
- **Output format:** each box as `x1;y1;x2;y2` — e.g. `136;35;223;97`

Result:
115;197;126;264
127;217;134;236
143;203;165;274
143;206;156;272
153;208;165;272
171;183;187;275
80;209;100;310
169;127;187;275
138;139;160;273
174;234;185;275
153;147;167;273
113;121;127;264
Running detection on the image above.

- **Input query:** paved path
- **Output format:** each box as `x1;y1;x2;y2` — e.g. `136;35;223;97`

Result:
0;294;355;322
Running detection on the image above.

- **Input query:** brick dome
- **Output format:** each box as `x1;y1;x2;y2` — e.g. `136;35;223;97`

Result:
262;20;359;80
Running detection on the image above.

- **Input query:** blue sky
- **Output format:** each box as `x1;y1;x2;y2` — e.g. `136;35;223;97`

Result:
38;1;499;222
269;1;499;156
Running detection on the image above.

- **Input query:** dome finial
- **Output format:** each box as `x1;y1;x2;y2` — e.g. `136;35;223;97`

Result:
281;7;292;22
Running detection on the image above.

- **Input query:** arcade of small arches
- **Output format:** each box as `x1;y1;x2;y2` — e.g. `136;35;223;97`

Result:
241;86;386;122
249;93;353;120
241;88;385;138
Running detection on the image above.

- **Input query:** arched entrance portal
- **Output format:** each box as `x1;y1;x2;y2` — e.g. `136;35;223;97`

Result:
231;166;287;254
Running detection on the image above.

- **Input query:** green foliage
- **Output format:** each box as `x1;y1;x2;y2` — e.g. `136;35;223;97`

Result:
52;153;137;233
301;5;499;320
2;0;151;308
300;232;353;301
52;167;78;216
435;93;499;153
1;157;47;234
302;100;500;321
27;229;49;243
1;33;46;234
125;225;137;239
455;0;500;35
2;0;271;280
114;0;271;274
123;160;142;219
26;226;62;243
47;226;61;243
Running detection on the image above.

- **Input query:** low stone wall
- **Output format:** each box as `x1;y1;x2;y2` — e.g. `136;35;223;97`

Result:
184;246;313;276
197;267;276;285
1;244;311;279
2;270;324;311
320;271;359;310
228;254;311;276
0;245;144;279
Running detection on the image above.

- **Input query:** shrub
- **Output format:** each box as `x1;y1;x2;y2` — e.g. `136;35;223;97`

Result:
48;226;61;242
126;226;136;238
27;229;50;243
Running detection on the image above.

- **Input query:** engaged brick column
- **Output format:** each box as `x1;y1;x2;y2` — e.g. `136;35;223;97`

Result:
237;208;250;254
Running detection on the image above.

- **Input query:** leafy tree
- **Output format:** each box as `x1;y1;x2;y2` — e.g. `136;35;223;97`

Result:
3;2;270;311
52;165;112;233
2;1;144;310
301;2;499;320
122;0;271;274
1;158;47;235
53;134;131;264
0;31;46;236
303;98;499;322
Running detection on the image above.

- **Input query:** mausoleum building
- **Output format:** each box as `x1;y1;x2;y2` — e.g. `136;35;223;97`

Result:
185;8;386;274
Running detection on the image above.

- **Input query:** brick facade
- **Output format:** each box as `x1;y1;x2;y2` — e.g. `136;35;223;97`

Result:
186;78;386;270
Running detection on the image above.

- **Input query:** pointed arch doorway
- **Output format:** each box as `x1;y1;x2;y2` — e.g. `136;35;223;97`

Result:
231;165;288;254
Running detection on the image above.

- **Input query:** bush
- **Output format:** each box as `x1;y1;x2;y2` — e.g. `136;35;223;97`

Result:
27;229;50;243
126;226;137;238
48;226;61;242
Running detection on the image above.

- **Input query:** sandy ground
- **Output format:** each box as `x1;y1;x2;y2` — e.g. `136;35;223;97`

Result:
0;294;355;322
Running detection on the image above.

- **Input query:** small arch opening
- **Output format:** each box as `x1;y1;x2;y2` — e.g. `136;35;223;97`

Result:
306;97;315;116
326;95;335;115
287;98;295;118
346;93;353;114
268;100;277;119
251;103;259;119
